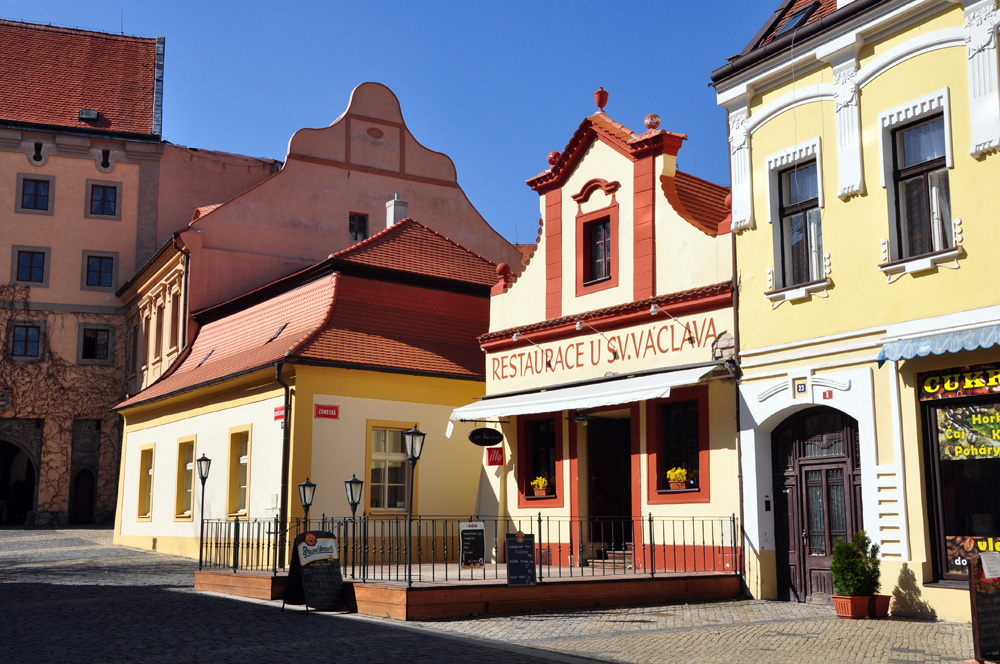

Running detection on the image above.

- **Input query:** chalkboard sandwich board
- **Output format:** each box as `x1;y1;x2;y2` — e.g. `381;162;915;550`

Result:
460;521;486;569
970;551;1000;664
284;531;344;612
506;531;536;586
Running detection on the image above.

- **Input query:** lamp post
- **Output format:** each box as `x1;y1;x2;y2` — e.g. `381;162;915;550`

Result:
298;477;316;531
196;454;211;570
344;474;363;517
402;425;426;587
344;474;364;579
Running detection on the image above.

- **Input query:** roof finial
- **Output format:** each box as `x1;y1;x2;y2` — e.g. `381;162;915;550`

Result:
594;86;608;114
644;114;660;130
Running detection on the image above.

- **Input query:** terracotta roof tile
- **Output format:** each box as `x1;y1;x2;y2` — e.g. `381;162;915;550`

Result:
0;20;158;135
117;271;488;409
117;275;335;408
334;218;497;287
661;170;731;236
296;275;488;378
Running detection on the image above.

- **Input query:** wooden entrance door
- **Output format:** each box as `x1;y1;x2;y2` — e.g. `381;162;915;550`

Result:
772;407;862;602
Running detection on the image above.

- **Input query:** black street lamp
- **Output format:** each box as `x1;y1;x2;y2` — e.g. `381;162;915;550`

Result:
196;454;211;570
298;477;317;530
344;474;364;517
403;425;425;587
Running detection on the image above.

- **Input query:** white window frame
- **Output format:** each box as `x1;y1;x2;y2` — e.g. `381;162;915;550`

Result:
764;137;829;302
877;88;959;275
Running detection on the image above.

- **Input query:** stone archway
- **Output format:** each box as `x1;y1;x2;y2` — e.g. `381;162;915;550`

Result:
0;440;37;526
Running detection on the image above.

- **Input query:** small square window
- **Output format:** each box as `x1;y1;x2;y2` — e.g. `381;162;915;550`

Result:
86;256;114;288
82;328;110;361
77;323;114;364
774;3;817;37
90;185;117;216
17;251;45;283
15;174;54;216
12;324;41;358
349;213;368;242
21;179;50;211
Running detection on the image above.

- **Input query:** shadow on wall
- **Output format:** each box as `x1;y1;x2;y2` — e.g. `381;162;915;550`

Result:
891;562;937;619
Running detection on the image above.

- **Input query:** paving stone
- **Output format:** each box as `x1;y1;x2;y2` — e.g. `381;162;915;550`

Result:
0;529;977;663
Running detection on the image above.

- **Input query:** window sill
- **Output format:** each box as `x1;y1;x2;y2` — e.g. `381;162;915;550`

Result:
582;276;611;287
525;493;558;500
765;278;829;303
173;513;193;522
921;579;968;590
656;487;700;495
879;247;961;277
136;514;152;522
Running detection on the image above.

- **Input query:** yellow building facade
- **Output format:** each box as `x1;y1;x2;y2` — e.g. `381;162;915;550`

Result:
713;0;1000;620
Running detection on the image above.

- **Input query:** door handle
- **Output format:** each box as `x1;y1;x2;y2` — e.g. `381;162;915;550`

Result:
801;528;808;543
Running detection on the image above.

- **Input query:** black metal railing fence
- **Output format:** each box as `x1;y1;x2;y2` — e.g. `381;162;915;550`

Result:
199;513;740;585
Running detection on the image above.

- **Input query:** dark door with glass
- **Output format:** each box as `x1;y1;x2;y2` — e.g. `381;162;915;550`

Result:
587;417;632;551
772;407;862;602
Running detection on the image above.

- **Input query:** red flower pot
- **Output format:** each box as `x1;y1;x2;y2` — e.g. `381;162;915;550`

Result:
868;594;891;618
832;595;870;619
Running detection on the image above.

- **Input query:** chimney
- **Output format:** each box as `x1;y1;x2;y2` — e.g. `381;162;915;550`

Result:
386;193;408;228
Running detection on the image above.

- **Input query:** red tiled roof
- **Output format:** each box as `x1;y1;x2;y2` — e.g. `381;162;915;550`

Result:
513;243;535;271
334;218;497;287
296;275;488;377
117;271;488;409
0;20;158;135
661;171;731;236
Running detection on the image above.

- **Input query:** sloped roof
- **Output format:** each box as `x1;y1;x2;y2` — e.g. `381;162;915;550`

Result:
712;0;880;84
661;171;731;236
527;112;686;193
117;271;488;409
0;20;160;136
333;218;497;287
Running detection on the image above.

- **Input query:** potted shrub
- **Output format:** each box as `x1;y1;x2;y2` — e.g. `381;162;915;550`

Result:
530;476;550;496
667;467;687;490
863;536;890;618
830;531;872;619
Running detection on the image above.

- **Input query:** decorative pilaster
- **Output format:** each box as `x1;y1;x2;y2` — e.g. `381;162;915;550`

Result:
833;60;865;198
965;0;1000;157
727;105;754;231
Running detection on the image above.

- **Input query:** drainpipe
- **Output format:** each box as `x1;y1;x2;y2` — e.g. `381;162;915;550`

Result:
171;233;191;350
731;208;748;597
275;360;292;568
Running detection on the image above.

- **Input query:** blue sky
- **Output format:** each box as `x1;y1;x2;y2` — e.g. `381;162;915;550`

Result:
6;1;776;244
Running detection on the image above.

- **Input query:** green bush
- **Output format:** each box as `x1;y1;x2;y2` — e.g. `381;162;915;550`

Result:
831;530;880;596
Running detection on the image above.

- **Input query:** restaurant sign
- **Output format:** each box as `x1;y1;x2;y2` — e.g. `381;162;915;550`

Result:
487;310;729;392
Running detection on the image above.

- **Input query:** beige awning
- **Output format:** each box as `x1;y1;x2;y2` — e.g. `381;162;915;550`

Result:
446;365;716;437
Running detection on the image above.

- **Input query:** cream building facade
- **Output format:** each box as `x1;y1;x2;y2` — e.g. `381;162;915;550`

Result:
450;93;740;571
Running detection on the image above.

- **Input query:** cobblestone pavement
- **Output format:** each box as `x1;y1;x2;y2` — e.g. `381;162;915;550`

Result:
0;528;581;663
0;529;977;663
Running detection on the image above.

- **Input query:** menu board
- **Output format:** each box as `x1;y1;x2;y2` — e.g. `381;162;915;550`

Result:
505;532;536;586
970;552;1000;663
284;531;343;611
460;521;485;569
